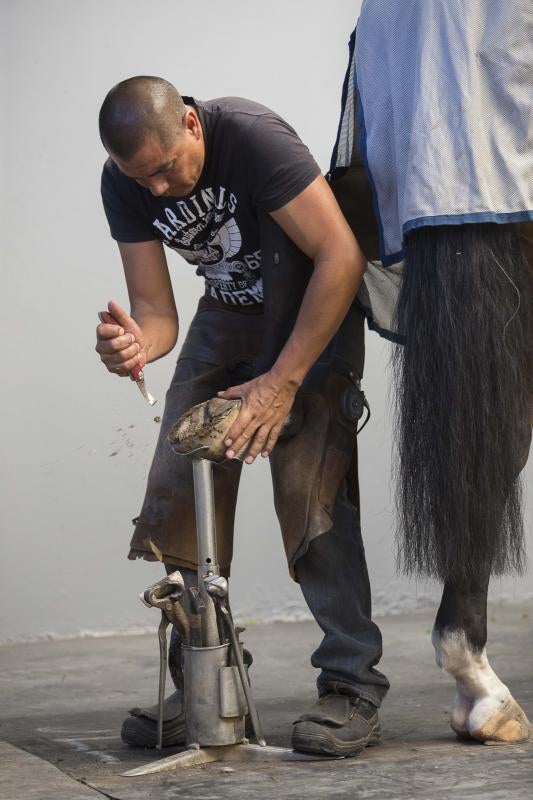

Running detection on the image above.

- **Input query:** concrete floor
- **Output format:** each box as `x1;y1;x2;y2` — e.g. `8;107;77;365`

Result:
1;604;532;800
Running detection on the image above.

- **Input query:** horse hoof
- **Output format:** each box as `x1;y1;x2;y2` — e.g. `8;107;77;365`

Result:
468;697;533;745
450;722;474;741
168;397;245;461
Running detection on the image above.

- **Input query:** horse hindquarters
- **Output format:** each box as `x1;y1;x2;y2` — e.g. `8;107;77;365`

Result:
432;577;532;744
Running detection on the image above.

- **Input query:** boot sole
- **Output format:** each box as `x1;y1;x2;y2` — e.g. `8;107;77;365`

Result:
292;722;382;758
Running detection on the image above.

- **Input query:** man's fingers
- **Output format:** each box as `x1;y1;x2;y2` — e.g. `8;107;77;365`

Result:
97;322;124;340
100;343;141;364
245;416;285;462
261;422;284;458
103;350;143;373
120;352;143;372
98;310;119;326
218;386;242;400
224;407;255;452
108;299;134;328
109;366;129;377
226;409;277;459
96;332;138;354
243;423;272;463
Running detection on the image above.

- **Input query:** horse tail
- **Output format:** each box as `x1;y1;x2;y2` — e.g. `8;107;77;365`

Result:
393;223;533;582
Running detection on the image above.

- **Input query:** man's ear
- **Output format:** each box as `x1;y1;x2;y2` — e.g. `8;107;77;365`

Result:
183;108;201;138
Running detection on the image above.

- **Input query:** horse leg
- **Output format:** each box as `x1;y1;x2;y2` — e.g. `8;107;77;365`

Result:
432;574;532;744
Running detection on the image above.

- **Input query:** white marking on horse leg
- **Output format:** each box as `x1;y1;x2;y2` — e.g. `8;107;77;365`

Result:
432;628;532;743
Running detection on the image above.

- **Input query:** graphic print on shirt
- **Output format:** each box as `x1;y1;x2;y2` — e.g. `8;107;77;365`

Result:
152;185;263;306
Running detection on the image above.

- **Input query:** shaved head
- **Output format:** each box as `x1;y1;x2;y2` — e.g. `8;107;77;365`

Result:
99;76;186;159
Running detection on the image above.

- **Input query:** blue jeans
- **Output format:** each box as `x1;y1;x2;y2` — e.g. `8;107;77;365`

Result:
295;485;389;707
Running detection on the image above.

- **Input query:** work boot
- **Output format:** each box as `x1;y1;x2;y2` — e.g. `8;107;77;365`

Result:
291;692;381;757
121;690;186;748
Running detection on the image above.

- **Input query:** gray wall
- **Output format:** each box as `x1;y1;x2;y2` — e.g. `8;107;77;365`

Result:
1;0;531;641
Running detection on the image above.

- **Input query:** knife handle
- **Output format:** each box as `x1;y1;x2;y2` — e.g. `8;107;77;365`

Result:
129;363;143;382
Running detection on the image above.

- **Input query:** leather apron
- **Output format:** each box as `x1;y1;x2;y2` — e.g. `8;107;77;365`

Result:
128;206;365;577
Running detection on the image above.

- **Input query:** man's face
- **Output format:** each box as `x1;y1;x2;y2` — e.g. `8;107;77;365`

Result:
110;109;204;198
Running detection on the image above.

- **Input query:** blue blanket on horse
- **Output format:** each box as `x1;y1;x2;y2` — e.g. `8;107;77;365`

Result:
335;0;533;268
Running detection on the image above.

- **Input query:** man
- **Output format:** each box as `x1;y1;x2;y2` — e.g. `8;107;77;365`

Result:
96;77;389;756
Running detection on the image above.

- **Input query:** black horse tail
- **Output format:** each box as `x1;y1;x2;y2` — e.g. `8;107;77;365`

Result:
393;223;533;582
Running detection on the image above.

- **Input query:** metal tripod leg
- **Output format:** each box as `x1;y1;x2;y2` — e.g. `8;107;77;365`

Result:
219;602;266;746
156;613;170;750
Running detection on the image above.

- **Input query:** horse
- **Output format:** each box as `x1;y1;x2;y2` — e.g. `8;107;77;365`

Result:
328;0;533;743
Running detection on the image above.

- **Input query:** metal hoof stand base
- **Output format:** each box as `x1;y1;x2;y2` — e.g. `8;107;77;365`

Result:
123;742;337;777
127;455;334;777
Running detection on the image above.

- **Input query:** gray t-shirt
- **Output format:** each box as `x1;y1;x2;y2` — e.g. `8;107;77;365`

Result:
101;96;321;306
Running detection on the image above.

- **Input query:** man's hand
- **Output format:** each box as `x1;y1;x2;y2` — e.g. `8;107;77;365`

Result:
95;299;147;377
218;371;298;463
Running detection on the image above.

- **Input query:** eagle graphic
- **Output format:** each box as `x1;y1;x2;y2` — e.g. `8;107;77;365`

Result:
169;217;259;285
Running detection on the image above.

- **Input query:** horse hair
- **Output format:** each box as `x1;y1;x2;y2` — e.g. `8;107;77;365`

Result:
393;223;533;582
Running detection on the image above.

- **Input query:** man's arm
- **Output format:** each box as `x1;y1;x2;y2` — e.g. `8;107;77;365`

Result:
95;239;179;376
219;174;366;462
